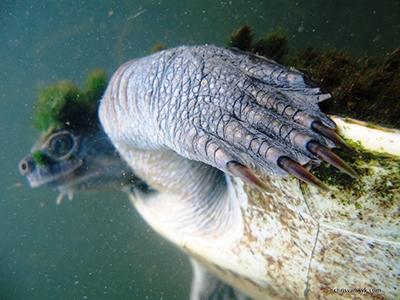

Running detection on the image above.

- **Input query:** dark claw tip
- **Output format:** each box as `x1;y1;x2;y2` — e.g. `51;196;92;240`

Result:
307;141;359;178
226;161;272;192
278;156;330;191
311;121;352;152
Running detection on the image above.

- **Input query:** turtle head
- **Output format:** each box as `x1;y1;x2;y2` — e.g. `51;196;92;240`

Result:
19;70;138;202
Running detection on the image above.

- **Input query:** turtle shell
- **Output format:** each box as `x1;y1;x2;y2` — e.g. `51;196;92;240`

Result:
131;116;399;300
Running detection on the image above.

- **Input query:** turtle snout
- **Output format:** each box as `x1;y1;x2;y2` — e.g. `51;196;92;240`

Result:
19;155;34;176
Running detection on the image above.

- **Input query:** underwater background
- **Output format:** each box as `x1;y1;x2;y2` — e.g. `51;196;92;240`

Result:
0;1;399;299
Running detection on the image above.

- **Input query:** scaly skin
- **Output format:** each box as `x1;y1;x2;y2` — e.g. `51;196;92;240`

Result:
100;45;353;191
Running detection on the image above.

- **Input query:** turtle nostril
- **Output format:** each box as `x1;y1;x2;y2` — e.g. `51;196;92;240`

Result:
19;158;32;175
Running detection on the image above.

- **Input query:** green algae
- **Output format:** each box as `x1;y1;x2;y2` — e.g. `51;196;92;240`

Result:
150;42;167;53
312;139;400;208
34;70;107;132
252;30;288;64
84;69;108;106
228;25;254;52
228;26;288;64
32;150;52;166
290;48;400;129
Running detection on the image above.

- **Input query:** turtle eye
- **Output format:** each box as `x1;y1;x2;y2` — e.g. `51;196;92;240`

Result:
47;132;75;159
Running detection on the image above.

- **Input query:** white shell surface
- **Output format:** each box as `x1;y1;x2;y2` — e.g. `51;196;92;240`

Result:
131;117;400;300
334;116;400;156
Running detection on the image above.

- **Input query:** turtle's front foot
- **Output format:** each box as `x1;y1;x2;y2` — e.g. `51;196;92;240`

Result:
106;45;358;190
171;48;358;190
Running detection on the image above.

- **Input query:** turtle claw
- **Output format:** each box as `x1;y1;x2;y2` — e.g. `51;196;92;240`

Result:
277;157;329;191
307;141;358;178
227;161;271;192
311;121;352;152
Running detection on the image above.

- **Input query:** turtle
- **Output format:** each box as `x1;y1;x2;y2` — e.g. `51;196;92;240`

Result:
19;45;399;300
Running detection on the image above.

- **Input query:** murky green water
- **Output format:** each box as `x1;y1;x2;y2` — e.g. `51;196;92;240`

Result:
0;1;399;299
